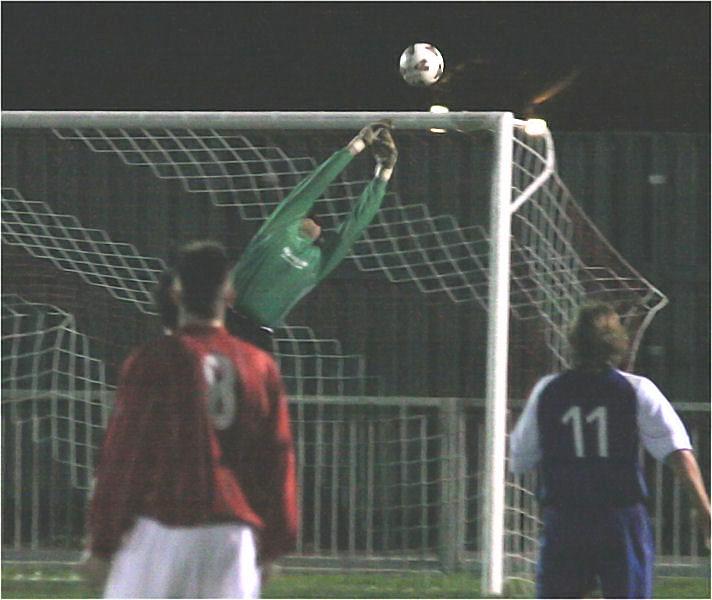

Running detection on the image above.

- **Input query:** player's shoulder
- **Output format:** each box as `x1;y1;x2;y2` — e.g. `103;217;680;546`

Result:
614;369;659;394
143;332;195;355
536;372;560;388
231;335;278;370
122;334;196;374
607;370;675;420
531;372;565;396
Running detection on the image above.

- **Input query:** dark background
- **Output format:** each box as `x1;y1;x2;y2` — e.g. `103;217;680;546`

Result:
1;1;710;400
2;2;710;132
1;2;709;399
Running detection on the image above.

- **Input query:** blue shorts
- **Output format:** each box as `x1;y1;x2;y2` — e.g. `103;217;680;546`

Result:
536;503;654;598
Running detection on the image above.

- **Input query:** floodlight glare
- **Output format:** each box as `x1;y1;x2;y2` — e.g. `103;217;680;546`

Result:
429;105;449;133
524;118;548;136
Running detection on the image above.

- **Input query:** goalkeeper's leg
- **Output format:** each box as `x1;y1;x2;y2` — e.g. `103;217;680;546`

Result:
225;307;275;353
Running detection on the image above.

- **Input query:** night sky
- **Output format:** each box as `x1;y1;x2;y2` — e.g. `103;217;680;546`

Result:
2;2;710;132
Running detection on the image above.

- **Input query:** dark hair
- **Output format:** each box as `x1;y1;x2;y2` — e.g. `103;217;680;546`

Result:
175;241;231;320
153;268;178;331
568;300;630;369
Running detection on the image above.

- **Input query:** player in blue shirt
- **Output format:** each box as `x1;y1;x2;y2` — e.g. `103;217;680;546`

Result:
510;300;710;598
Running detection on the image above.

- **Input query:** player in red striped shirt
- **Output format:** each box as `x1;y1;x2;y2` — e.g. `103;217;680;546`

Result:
82;241;298;598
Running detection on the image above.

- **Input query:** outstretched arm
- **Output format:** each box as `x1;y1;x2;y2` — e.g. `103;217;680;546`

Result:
667;449;711;548
318;127;398;277
251;121;394;242
370;126;399;183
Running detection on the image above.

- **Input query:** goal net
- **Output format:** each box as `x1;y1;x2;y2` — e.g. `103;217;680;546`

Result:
1;112;667;588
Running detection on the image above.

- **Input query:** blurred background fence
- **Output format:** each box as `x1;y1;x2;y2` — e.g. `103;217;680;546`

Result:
2;393;709;575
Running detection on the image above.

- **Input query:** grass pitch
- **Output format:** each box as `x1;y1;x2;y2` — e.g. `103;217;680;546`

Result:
1;564;709;598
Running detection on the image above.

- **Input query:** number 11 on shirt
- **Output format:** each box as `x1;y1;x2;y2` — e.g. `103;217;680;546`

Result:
561;405;609;458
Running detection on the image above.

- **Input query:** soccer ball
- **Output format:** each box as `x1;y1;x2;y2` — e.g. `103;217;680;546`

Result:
399;43;444;87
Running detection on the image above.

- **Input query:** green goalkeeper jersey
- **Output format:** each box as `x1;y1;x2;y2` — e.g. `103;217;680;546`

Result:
230;147;388;328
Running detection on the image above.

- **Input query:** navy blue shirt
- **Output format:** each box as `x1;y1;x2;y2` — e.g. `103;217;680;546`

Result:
535;369;648;508
511;368;691;505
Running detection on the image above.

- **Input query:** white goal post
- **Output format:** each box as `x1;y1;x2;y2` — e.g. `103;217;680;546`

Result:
2;111;669;594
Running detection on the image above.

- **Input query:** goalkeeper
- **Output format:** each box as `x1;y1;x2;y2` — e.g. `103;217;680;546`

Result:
226;120;397;350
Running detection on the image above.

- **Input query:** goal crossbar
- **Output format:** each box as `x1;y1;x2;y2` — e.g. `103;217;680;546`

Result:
2;110;506;131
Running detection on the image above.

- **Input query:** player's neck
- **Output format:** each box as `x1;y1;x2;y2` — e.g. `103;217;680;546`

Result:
178;313;224;329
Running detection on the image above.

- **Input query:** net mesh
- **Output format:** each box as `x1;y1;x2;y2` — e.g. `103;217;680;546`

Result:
294;403;445;559
2;187;164;311
1;294;108;490
1;114;667;580
1;185;381;397
49;124;664;365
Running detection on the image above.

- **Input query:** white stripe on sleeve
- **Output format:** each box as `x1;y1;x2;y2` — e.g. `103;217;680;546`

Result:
621;371;693;462
509;374;556;474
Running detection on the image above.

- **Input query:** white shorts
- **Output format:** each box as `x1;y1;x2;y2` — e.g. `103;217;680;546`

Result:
104;517;261;598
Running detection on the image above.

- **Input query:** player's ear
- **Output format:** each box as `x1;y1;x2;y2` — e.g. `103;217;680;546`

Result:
170;278;182;304
222;281;237;304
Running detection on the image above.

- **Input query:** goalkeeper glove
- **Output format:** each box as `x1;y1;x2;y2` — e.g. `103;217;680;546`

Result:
347;119;394;155
371;128;398;181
